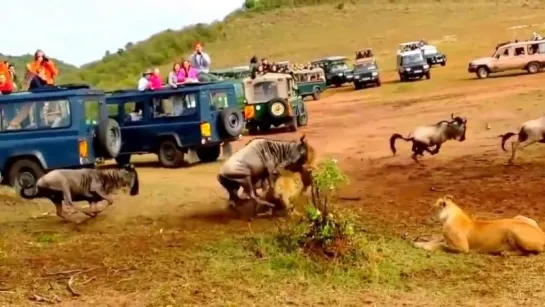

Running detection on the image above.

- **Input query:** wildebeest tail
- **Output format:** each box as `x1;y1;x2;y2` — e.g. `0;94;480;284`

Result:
389;133;413;155
499;132;517;152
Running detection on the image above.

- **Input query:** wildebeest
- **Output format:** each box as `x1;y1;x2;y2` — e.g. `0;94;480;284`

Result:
500;116;545;164
19;165;139;220
217;135;315;216
389;113;467;164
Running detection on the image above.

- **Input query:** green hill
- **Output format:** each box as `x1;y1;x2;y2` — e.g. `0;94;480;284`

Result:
0;53;77;86
59;0;545;90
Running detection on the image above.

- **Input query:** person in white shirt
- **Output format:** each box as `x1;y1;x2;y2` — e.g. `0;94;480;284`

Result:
137;70;152;91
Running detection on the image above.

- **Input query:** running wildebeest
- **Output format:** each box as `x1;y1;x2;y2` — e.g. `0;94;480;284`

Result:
217;135;315;216
500;116;545;164
19;165;139;221
389;113;467;164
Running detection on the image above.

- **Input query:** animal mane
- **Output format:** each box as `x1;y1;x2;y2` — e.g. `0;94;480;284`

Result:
245;137;297;146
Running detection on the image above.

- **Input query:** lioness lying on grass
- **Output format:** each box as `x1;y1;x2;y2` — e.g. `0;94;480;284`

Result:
414;195;545;255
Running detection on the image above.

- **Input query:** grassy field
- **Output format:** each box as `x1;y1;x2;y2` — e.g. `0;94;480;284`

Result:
3;1;545;306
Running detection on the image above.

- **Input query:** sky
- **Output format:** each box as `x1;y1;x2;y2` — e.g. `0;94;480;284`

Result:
3;0;243;67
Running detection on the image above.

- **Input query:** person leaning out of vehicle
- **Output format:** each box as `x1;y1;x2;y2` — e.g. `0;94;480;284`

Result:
149;68;163;89
137;69;152;91
177;59;199;84
26;49;58;90
0;61;14;94
189;41;218;82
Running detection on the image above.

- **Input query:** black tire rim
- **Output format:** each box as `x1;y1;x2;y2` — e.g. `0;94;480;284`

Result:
162;143;177;161
228;113;239;129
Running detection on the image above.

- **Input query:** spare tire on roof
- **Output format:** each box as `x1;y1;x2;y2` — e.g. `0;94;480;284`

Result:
219;107;244;138
96;118;122;159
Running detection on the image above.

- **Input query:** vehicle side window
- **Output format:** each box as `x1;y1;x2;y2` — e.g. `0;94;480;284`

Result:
152;93;197;118
84;100;100;125
210;90;229;111
514;46;526;56
0;99;70;132
107;104;119;119
539;43;545;54
503;48;510;57
233;83;244;98
123;101;145;122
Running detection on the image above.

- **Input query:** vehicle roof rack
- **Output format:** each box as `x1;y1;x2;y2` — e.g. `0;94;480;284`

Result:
29;83;91;93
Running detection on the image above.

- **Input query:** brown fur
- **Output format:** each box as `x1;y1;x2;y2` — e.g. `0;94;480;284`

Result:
414;195;545;255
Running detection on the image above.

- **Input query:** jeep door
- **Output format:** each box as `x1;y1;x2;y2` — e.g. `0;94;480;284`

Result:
151;92;201;148
117;98;156;153
494;47;515;72
207;88;239;141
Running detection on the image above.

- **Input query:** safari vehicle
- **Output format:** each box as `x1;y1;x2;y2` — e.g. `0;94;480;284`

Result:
311;56;353;87
242;73;308;134
292;68;326;100
210;66;251;80
397;50;431;81
0;84;122;193
398;41;447;67
353;48;381;89
105;82;244;168
468;39;545;79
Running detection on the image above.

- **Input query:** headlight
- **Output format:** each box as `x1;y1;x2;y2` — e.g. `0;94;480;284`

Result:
405;67;411;71
423;64;429;69
338;73;343;76
372;71;378;76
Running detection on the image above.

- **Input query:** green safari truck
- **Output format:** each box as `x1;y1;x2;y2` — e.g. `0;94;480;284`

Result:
292;68;327;100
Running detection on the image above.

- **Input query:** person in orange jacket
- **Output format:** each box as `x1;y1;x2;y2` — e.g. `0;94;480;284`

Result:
26;49;58;90
0;61;13;94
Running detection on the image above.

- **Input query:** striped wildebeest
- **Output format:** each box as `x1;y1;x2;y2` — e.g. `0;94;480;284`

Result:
389;113;467;164
20;165;139;221
500;116;545;164
217;135;315;216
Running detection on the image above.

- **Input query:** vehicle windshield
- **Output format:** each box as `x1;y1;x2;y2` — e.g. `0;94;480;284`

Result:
330;62;348;71
253;81;278;103
354;62;375;71
403;53;424;65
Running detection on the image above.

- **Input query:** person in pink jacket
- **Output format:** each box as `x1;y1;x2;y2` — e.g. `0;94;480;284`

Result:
149;68;163;89
177;59;199;83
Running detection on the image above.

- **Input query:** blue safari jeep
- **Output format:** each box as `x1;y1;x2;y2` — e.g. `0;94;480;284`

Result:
105;82;245;168
0;84;122;193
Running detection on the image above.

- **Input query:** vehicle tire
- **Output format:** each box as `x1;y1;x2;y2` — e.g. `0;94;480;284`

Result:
312;88;320;100
8;158;45;196
259;123;270;132
354;83;362;90
527;62;540;74
115;154;131;166
375;79;382;87
297;110;308;127
399;74;405;82
219;107;244;138
196;145;221;163
267;98;289;119
476;66;489;79
334;82;342;88
441;61;446;67
288;116;298;132
158;139;184;168
425;72;431;80
96;118;122;159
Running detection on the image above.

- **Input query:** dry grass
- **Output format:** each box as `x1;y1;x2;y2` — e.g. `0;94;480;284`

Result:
3;1;545;305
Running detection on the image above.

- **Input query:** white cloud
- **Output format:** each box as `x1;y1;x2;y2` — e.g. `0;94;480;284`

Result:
3;0;243;66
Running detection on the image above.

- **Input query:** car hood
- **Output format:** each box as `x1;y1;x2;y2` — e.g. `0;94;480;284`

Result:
469;57;493;65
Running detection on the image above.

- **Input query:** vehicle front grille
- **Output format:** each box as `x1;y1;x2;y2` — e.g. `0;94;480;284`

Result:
357;73;373;79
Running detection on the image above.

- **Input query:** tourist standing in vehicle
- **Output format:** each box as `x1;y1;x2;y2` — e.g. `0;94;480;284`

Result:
189;42;218;82
177;59;199;83
26;49;58;90
0;61;13;94
149;68;163;90
8;64;18;91
138;69;152;91
168;63;181;88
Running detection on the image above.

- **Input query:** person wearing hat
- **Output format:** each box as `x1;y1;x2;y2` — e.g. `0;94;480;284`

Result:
138;69;152;91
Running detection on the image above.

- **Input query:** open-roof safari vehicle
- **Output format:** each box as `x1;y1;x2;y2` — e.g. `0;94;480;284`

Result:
310;56;353;87
353;48;381;89
397;49;431;82
242;73;308;134
0;84;122;194
210;66;251;80
398;41;447;67
468;39;545;79
292;67;326;100
105;82;244;167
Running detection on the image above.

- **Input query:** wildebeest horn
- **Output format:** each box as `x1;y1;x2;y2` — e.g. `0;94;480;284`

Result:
451;113;454;119
300;134;306;143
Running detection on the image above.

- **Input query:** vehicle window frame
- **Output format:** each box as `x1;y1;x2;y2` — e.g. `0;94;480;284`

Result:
209;89;230;111
538;43;545;54
0;98;72;133
151;92;198;119
83;98;101;125
122;100;148;123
